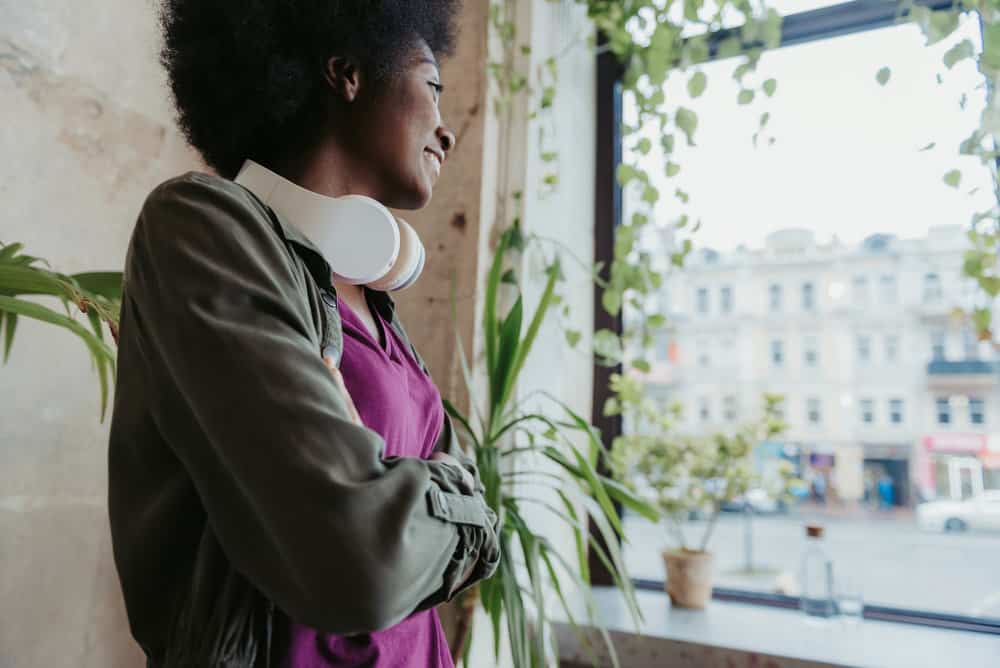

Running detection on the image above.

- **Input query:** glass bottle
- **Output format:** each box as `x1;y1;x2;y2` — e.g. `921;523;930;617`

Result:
800;524;836;619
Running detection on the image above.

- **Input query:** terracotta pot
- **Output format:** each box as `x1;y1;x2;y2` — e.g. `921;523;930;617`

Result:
662;548;714;609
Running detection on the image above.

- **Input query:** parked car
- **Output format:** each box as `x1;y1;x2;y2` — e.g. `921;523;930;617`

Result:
721;488;784;514
916;490;1000;532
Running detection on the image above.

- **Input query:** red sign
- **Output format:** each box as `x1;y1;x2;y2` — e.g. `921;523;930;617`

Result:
922;433;987;454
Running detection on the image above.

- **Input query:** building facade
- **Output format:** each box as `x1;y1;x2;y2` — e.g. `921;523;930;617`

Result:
638;226;1000;506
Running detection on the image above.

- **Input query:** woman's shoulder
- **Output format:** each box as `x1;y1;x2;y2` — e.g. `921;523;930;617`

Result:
141;170;262;219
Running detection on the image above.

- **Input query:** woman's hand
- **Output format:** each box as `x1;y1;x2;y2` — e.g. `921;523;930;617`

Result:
323;355;362;425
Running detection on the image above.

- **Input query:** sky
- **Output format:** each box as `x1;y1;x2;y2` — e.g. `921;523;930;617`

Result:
625;12;995;253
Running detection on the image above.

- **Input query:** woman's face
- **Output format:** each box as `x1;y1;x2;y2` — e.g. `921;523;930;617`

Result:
351;42;455;210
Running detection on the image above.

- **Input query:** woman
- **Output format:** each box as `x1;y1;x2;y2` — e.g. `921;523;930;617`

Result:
107;2;501;667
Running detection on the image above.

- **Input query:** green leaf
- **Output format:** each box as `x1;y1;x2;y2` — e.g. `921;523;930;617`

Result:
636;137;652;155
660;134;675;155
919;142;936;152
493;296;523;412
687;71;707;99
1;311;16;363
600;475;660;522
540;151;557;163
0;242;25;262
500;268;517;285
665;161;681;178
943;39;975;69
616;163;639;187
631;358;651;372
943;169;962;188
71;272;123;301
717;37;742;59
675;107;698;145
737;89;755;105
763;78;777;97
501;259;559;411
876;67;891;86
925;9;960;46
984;23;1000;70
565;329;581;348
483;231;510;394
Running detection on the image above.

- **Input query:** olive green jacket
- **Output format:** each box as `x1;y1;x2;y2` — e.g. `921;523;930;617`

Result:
107;172;500;667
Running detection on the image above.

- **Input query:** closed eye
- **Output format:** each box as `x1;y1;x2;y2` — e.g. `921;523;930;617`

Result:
429;81;444;101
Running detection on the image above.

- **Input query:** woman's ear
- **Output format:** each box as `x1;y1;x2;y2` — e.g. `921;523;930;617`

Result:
324;56;363;103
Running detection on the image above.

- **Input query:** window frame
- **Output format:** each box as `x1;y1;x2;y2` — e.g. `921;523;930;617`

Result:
591;0;1000;635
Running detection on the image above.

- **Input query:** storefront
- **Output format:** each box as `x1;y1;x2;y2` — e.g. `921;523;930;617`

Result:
916;433;996;501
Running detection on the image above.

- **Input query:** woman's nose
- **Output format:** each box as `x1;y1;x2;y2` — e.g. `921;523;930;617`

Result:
437;126;456;155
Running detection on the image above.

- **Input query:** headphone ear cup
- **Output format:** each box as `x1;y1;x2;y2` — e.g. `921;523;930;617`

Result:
369;217;425;291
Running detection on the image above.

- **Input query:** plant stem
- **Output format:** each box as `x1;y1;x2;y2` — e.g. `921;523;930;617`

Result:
699;504;721;552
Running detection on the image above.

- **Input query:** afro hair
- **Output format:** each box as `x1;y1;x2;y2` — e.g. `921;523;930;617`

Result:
159;0;462;178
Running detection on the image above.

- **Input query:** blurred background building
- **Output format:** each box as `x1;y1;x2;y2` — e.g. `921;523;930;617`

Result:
636;224;1000;508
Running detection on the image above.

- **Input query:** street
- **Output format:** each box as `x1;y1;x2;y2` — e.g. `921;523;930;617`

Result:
622;509;1000;619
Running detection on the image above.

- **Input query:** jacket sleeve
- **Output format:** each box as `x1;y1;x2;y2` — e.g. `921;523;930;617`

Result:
125;173;498;634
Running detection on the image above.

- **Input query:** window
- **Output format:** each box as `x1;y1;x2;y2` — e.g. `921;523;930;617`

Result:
970;397;986;425
889;398;904;425
696;287;709;314
806;397;822;425
923;272;943;303
720;285;733;313
723;395;738;422
771;339;784;367
856;335;871;364
852;275;869;305
803;335;819;367
769;283;782;312
964;328;980;360
699;397;711;422
930;329;946;361
879;274;897;305
612;4;997;628
860;398;875;425
885;334;899;363
936;397;951;425
802;281;815;311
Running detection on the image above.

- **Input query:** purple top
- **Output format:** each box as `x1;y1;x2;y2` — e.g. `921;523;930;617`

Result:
282;293;453;668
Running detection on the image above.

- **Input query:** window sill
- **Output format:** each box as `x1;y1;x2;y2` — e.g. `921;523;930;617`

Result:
553;587;1000;668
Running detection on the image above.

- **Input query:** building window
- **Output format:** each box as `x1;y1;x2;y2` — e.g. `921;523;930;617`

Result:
699;397;711;422
806;397;822;425
879;274;897;304
963;328;980;360
930;329;946;361
723;395;738;422
889;398;904;425
771;340;784;367
936;397;951;425
803;336;819;367
969;397;986;425
856;335;871;364
885;335;899;363
696;287;709;314
720;285;733;313
769;283;782;312
852;275;869;305
923;272;943;303
860;398;875;424
802;282;815;311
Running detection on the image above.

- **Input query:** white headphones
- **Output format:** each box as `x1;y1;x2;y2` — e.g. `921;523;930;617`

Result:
235;160;425;291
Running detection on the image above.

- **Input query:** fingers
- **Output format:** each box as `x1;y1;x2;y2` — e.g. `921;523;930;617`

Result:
323;356;363;425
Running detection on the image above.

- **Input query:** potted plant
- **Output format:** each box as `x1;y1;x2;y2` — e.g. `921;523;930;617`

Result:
605;374;791;608
443;226;659;668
